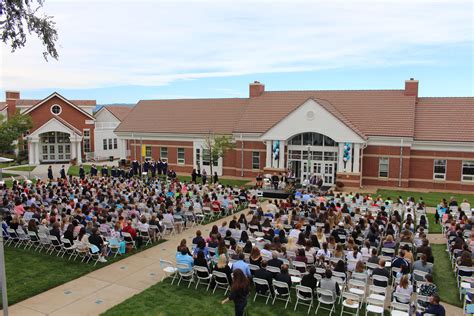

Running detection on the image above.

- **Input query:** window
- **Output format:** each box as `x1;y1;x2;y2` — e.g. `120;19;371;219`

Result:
461;160;474;182
252;152;260;169
103;139;107;150
160;147;168;161
202;149;218;166
83;129;91;153
113;138;118;149
50;104;62;115
108;138;113;150
145;146;152;157
177;148;185;165
433;159;447;180
195;148;201;167
378;157;389;178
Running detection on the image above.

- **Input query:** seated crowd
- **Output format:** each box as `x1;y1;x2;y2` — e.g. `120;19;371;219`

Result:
1;171;251;263
174;192;457;315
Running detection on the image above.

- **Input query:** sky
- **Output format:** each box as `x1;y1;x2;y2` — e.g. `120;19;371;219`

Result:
1;0;473;104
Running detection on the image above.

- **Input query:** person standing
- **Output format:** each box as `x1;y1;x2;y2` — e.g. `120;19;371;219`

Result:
202;169;207;185
60;165;66;180
79;164;85;180
271;172;279;190
222;269;250;316
213;172;219;184
191;168;197;183
47;165;53;180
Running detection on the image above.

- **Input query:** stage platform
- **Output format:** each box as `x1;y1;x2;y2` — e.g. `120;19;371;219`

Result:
262;189;292;199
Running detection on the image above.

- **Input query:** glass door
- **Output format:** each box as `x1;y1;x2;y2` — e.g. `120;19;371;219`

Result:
323;163;335;185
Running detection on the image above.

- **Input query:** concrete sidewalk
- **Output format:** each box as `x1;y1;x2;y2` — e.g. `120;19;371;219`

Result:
2;209;248;316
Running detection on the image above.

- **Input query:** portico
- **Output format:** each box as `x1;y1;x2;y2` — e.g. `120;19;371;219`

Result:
261;98;366;185
27;117;83;165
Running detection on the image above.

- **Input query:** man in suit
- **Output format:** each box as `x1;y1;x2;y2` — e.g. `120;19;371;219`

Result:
162;160;168;176
59;165;66;180
101;165;108;177
47;165;53;181
254;260;274;296
157;159;163;175
111;166;117;178
151;161;157;178
271;173;279;190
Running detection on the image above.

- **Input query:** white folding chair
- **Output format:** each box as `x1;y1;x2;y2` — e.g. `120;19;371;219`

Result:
272;280;291;308
176;263;194;288
193;266;212;290
315;288;337;315
253;277;272;304
365;297;384;316
212;270;230;295
294;285;314;314
340;291;361;316
160;259;178;283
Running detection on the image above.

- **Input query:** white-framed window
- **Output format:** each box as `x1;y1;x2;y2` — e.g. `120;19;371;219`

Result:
202;148;218;166
145;146;152;158
103;139;107;150
50;104;62;115
160;147;168;161
461;160;474;182
108;138;113;150
252;152;260;169
177;148;185;165
83;129;91;153
113;138;118;149
433;159;447;180
378;157;389;178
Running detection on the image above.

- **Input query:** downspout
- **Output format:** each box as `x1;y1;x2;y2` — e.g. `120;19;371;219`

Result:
133;133;136;161
240;134;244;177
398;138;403;187
359;142;368;188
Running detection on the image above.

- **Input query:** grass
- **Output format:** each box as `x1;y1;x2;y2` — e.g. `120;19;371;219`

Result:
67;164;95;175
427;213;442;234
0;162;15;168
102;277;393;316
2;239;165;308
0;172;21;179
6;165;36;172
432;244;462;307
376;189;474;207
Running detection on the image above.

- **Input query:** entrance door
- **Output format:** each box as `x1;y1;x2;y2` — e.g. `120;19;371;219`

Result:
323;163;335;185
39;132;71;163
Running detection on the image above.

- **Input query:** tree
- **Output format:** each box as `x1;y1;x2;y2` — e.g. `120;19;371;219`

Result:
1;0;59;60
0;111;33;154
203;133;235;179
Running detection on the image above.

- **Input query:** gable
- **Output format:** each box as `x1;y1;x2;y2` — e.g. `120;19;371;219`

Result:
261;98;365;143
23;92;95;119
94;107;121;123
29;117;82;138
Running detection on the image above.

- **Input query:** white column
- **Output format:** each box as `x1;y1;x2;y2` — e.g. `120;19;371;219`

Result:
338;143;345;172
119;138;126;159
34;141;40;164
353;143;361;173
278;140;285;169
71;141;77;162
28;141;34;165
265;140;272;168
76;141;82;164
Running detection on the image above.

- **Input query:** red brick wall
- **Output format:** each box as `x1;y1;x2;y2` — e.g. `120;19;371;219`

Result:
223;141;266;177
362;145;474;191
28;95;95;155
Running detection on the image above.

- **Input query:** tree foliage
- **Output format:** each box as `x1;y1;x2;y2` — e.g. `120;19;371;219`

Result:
0;0;58;60
203;134;235;176
0;111;33;154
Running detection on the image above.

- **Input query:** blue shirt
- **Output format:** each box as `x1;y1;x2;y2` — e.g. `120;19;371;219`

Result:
232;260;251;277
176;252;194;272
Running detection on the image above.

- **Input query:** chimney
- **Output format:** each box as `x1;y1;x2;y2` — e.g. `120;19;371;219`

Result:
6;91;20;118
249;81;265;97
404;78;419;97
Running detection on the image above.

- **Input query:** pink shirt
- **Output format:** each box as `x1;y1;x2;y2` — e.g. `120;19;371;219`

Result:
14;204;25;216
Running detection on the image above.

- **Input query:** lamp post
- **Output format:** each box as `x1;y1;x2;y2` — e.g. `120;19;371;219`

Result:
0;209;8;316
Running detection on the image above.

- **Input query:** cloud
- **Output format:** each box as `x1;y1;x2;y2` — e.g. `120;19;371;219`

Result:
1;0;472;90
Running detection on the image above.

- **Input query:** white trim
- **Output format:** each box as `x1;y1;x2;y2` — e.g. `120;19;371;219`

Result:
367;136;414;147
261;99;365;143
412;140;474;153
50;104;62;115
28;117;82;138
22;92;95;120
114;131;215;141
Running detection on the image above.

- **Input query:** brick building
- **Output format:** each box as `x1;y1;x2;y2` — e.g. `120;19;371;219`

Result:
115;79;473;191
2;79;473;191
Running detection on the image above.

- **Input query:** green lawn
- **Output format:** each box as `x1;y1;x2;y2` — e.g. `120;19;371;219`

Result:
427;213;442;234
103;278;390;316
67;164;96;176
376;189;474;207
6;165;36;172
0;172;20;179
0;162;15;168
432;244;462;307
2;239;165;308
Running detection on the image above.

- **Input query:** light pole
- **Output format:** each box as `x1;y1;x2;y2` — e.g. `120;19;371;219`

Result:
0;209;8;316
